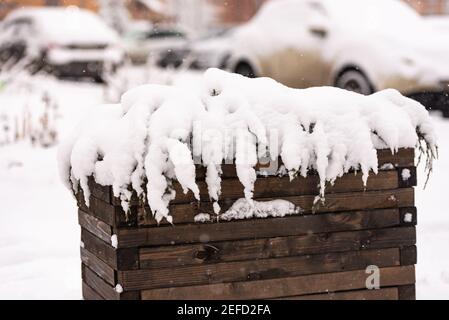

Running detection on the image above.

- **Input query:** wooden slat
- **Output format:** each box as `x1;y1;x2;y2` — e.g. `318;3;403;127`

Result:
78;210;112;244
137;187;414;228
82;281;104;300
77;191;138;228
279;287;399;300
139;227;416;269
80;247;116;286
141;265;415;300
169;170;399;204
400;246;417;266
117;207;402;248
88;176;111;204
81;229;117;268
377;148;414;167
195;149;415;180
119;248;400;291
82;264;119;300
81;228;140;271
398;285;416;300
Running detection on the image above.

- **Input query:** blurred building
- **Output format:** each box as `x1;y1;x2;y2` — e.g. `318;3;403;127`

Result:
209;0;267;25
0;0;169;21
404;0;449;14
2;0;449;25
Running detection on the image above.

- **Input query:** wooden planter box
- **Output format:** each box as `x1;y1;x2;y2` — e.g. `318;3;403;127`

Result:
78;149;417;300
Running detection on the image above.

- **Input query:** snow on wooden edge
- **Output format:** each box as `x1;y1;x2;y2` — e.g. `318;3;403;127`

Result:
58;68;437;223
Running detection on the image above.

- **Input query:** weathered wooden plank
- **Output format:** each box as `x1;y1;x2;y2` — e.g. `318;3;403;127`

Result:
398;285;416;300
117;206;402;248
78;210;112;244
137;188;414;227
279;287;399;300
82;281;104;300
81;229;117;268
377;148;415;167
139;227;416;269
81;229;139;271
80;247;116;286
119;248;400;291
169;170;399;204
77;191;138;228
82;264;119;300
195;149;415;180
141;265;415;300
88;176;111;204
400;246;417;266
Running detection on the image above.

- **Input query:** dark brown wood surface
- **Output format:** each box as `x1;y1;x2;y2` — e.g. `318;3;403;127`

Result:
398;285;416;300
82;281;104;300
78;210;112;244
116;207;404;248
139;227;416;269
137;187;414;227
80;247;115;286
140;265;415;300
119;248;400;291
279;287;399;300
82;264;119;300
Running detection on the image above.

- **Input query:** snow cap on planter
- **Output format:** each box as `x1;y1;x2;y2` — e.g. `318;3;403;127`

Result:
58;68;437;224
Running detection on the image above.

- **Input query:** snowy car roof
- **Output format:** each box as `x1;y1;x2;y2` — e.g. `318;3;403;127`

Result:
4;7;119;45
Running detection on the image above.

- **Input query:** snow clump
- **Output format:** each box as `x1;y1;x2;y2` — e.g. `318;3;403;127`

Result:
59;68;437;224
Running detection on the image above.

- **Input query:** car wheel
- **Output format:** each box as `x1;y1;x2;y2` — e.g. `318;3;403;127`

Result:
93;76;105;84
335;69;374;95
234;62;256;78
442;108;449;118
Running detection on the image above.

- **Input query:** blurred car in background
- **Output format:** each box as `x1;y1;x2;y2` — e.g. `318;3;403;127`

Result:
0;7;125;82
187;28;234;70
227;0;449;114
425;15;449;33
123;26;188;65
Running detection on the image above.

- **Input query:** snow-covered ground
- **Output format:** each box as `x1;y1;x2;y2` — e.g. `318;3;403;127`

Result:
0;71;447;299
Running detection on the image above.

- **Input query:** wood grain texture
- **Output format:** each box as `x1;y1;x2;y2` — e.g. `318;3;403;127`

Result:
169;170;399;205
117;207;402;248
82;264;119;300
278;287;399;300
80;247;116;286
77;191;138;228
140;265;415;300
81;229;117;268
195;149;415;180
82;281;104;300
78;210;112;244
119;248;401;291
137;187;414;227
81;228;139;271
139;227;416;269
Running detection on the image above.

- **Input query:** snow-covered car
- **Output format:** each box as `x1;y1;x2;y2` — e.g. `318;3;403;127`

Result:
228;0;449;113
123;26;188;65
0;7;125;82
188;28;235;70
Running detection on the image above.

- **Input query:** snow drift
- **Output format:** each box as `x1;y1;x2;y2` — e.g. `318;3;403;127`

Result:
58;68;437;223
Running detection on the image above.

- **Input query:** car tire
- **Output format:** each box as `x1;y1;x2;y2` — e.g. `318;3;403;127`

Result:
442;108;449;118
335;69;374;95
234;62;256;78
